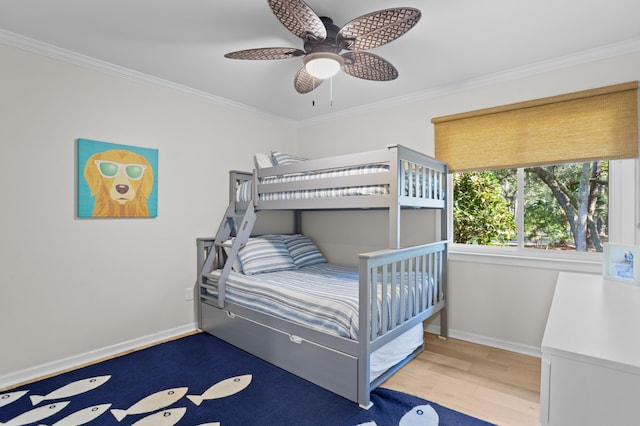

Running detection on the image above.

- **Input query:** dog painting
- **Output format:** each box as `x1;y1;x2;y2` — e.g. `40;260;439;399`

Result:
78;139;158;218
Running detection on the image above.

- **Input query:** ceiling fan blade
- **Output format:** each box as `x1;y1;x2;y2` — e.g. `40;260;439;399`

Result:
268;0;327;42
224;47;305;60
342;52;398;81
337;8;421;51
294;66;324;93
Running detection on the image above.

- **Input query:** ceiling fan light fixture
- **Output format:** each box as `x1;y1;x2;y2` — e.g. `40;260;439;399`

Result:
303;52;344;79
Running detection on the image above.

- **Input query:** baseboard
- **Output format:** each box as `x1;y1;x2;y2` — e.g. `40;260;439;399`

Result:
1;323;539;391
424;324;542;358
0;322;198;391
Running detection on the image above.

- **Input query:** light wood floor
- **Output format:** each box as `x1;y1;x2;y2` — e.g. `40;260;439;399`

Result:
383;333;541;426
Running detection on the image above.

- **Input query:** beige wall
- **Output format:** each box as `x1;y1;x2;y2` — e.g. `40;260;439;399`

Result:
0;43;298;380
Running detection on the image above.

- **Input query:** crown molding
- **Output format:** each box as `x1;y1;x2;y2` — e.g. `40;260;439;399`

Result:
0;29;300;128
2;28;639;129
298;37;640;127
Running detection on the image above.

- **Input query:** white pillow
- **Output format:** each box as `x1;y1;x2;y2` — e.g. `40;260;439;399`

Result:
254;153;273;169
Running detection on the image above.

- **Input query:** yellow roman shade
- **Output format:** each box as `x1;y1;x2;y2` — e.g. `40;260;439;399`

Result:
432;82;639;172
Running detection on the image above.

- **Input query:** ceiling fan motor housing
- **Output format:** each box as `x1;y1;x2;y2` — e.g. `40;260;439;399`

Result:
304;17;343;54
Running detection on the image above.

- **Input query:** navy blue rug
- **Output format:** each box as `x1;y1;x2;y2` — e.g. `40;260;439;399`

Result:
0;332;493;425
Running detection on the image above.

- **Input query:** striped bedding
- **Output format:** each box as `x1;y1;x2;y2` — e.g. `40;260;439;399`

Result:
206;263;430;340
236;164;390;202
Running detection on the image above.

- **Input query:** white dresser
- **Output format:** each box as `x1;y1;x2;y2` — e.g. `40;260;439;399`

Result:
540;272;640;426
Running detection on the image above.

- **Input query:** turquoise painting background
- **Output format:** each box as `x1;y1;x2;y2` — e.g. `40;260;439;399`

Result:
77;138;159;218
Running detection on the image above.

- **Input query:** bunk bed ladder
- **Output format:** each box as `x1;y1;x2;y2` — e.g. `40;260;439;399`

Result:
200;202;257;308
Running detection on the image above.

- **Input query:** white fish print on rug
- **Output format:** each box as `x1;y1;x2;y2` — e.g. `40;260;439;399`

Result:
355;404;439;426
46;403;112;426
0;401;69;426
187;374;252;406
0;391;28;409
110;387;188;422
130;407;187;426
399;405;439;425
29;376;111;405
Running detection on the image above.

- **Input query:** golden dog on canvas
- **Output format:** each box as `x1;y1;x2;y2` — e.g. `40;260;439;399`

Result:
83;149;154;217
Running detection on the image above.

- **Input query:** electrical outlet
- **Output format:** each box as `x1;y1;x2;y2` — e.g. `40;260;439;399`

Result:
185;287;194;301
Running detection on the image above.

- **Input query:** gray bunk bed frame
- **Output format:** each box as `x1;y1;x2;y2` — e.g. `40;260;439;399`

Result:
196;144;448;408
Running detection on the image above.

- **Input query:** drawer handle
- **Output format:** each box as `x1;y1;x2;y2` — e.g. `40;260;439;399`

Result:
289;335;302;344
226;311;236;319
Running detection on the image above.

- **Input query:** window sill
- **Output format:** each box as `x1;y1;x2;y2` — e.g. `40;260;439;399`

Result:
449;244;602;274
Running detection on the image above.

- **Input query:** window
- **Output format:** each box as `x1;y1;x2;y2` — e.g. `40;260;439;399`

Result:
453;169;516;246
432;82;638;271
453;161;609;252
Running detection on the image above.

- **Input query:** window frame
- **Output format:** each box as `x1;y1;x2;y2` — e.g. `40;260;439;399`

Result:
447;158;638;274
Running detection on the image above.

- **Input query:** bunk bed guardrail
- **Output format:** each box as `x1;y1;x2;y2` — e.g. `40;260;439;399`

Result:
232;144;446;211
357;241;447;405
359;241;446;344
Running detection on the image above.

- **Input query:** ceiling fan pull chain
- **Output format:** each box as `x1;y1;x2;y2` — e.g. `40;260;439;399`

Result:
330;77;333;107
312;78;316;106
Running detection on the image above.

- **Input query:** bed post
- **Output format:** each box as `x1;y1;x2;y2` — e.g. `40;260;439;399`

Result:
388;145;400;249
294;210;302;234
439;164;449;338
357;255;373;409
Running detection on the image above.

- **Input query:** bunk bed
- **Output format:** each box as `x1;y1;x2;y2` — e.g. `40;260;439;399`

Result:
196;144;448;408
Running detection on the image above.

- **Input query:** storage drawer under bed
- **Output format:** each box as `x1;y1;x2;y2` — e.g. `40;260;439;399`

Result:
200;301;359;402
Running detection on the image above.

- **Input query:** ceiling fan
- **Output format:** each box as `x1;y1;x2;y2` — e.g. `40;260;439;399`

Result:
224;0;421;94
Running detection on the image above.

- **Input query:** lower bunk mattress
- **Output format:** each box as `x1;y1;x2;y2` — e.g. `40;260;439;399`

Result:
205;263;427;380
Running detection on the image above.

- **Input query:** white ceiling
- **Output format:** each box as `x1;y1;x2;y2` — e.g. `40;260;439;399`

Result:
1;0;639;124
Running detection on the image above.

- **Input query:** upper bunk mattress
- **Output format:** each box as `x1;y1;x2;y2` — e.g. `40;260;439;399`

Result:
206;263;431;340
236;164;390;202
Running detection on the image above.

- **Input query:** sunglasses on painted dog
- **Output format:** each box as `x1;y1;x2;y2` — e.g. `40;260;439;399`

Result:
94;160;147;180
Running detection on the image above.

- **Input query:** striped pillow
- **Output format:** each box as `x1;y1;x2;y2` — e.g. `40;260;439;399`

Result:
238;236;297;275
282;234;326;268
271;151;308;166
